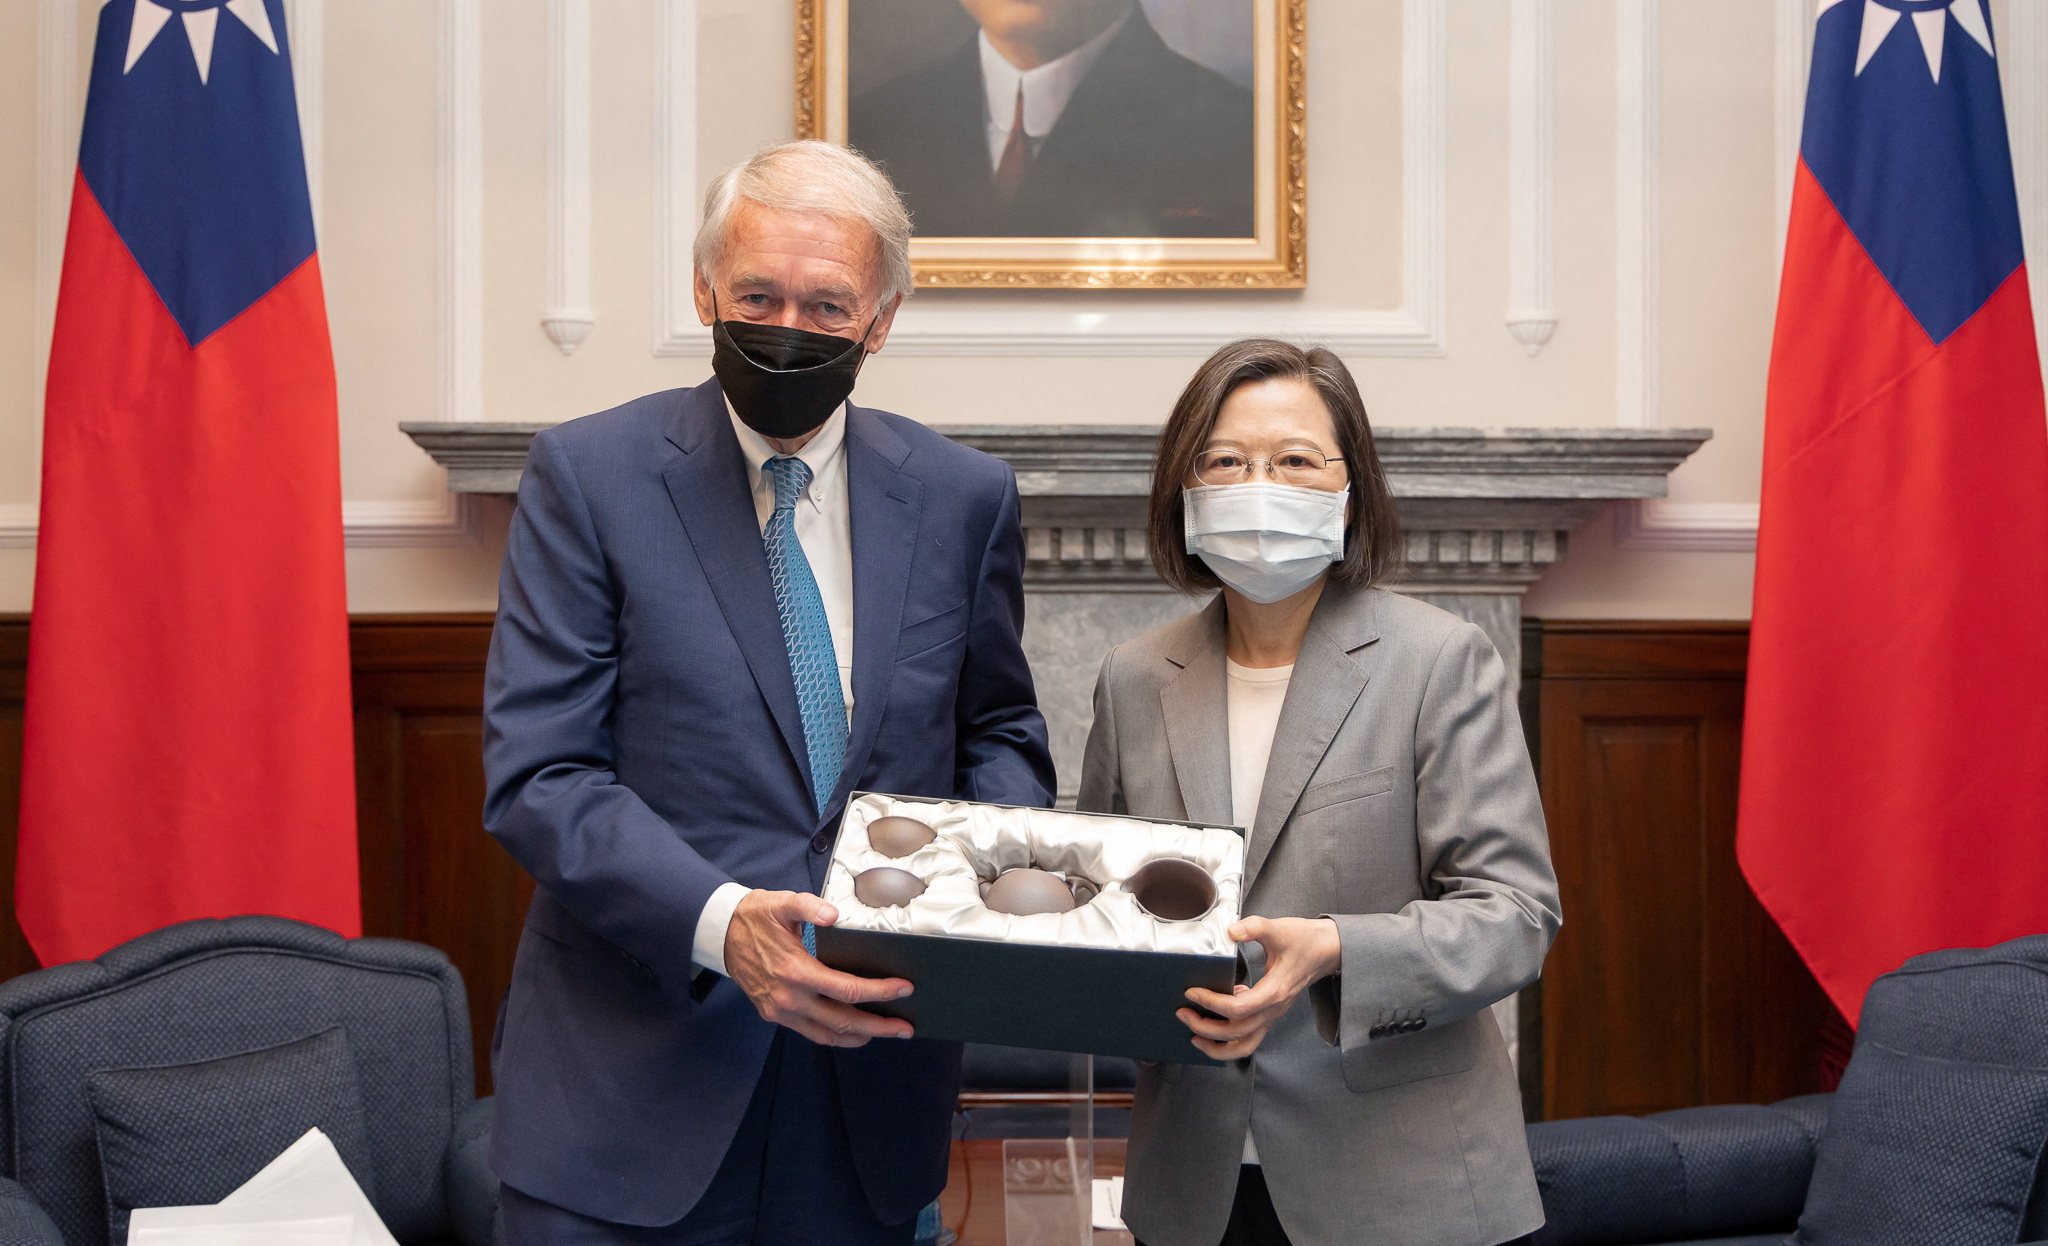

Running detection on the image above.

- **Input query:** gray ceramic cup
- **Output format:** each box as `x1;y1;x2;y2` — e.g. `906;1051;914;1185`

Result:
1124;858;1219;922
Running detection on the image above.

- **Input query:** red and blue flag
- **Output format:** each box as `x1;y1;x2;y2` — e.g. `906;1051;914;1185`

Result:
1740;0;2048;1023
17;0;359;965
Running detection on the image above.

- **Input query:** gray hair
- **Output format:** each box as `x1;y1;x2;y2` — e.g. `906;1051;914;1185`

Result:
693;140;914;309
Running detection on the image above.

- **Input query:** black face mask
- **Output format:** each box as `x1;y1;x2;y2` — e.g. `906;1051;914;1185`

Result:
710;300;878;440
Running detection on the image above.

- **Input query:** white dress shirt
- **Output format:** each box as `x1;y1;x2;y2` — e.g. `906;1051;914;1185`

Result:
691;403;856;976
978;2;1133;171
1225;657;1294;1166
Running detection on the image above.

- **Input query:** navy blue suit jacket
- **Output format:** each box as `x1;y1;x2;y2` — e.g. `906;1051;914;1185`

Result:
482;380;1055;1227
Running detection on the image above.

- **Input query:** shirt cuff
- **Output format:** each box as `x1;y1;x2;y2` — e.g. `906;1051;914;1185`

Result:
691;882;751;977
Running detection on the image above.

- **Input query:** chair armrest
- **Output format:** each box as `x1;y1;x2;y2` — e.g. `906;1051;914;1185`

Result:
443;1096;498;1246
1524;1095;1829;1246
0;1176;64;1246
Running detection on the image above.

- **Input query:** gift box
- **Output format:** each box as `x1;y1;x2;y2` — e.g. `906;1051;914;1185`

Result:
814;792;1246;1065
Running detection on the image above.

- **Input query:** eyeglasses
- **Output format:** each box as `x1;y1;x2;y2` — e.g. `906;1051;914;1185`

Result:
1193;447;1347;487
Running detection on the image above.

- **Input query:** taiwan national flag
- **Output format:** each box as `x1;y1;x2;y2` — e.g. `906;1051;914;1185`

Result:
17;0;359;965
1740;0;2048;1024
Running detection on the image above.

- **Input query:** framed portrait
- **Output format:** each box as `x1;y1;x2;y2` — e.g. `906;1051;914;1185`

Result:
797;0;1306;289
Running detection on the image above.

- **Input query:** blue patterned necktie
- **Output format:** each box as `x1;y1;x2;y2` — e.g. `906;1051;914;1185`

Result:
762;455;848;814
763;457;845;961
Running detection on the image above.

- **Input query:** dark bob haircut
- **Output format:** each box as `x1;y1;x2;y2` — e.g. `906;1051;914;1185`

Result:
1148;338;1402;595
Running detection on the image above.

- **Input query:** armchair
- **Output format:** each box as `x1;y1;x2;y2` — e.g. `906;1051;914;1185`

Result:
1518;935;2048;1246
0;916;496;1246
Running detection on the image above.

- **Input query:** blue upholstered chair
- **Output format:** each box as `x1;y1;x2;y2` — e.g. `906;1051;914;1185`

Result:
1517;934;2048;1246
0;916;496;1246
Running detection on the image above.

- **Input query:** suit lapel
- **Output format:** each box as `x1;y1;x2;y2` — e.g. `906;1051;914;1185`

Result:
660;382;812;793
837;404;922;811
1159;599;1232;827
1242;588;1381;891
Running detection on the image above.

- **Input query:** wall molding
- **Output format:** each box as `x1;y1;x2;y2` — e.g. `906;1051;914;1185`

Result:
407;0;485;548
654;0;701;355
1614;0;1659;433
2007;1;2048;369
0;507;36;551
653;0;1449;358
34;0;81;458
1506;0;1556;354
1614;500;1760;553
439;0;483;424
1614;0;1759;553
285;0;322;227
1773;0;1811;260
0;496;472;552
543;0;594;354
341;494;477;547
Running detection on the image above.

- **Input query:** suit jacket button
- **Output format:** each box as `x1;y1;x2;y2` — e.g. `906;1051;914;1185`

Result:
810;832;831;854
1368;1024;1386;1039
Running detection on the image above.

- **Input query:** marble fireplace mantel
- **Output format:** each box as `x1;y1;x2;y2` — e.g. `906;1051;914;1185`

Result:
401;423;1709;596
401;418;1709;794
402;419;1710;814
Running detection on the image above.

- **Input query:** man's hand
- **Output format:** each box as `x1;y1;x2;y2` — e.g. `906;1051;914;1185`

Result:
1177;916;1341;1060
723;889;916;1048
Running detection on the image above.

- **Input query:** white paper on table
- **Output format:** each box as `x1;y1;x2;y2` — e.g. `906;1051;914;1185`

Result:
126;1128;397;1246
127;1210;352;1246
1091;1175;1127;1230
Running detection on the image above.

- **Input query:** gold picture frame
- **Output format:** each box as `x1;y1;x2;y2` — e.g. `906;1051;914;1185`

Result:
796;0;1306;289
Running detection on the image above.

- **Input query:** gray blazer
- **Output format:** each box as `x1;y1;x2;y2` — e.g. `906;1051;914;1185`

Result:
1079;585;1561;1246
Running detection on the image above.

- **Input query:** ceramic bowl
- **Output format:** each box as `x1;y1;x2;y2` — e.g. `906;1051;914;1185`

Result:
1125;858;1218;922
853;866;927;909
866;815;937;859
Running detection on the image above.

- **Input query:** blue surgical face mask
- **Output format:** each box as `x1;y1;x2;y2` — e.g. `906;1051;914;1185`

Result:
1182;482;1348;604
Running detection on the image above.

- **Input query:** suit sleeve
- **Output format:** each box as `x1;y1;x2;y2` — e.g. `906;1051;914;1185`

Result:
1076;645;1127;816
482;429;733;991
952;466;1057;809
1315;621;1562;1049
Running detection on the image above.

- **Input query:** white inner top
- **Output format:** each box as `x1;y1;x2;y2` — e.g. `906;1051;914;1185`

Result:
1226;659;1294;832
825;793;1244;958
1225;657;1293;1167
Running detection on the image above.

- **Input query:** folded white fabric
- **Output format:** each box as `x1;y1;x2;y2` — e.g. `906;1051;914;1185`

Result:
128;1211;354;1246
126;1127;397;1246
826;794;1244;956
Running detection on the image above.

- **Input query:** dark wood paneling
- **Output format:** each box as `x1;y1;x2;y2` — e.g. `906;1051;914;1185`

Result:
349;616;525;1093
1528;621;1833;1120
0;625;38;986
4;614;1835;1113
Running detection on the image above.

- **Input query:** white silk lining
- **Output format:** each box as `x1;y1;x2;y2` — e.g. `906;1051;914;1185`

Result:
824;793;1245;958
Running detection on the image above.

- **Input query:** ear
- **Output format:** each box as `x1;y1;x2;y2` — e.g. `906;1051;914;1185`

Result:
693;268;716;327
863;292;906;354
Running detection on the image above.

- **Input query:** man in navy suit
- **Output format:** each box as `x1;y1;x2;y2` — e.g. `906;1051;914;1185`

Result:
482;140;1055;1244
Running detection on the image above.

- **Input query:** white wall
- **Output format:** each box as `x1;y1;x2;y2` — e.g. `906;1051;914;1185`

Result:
4;0;2044;618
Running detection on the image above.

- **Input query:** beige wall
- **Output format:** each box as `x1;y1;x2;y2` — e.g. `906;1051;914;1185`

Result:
4;0;2044;618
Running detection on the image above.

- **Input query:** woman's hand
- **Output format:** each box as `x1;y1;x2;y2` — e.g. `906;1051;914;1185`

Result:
1177;916;1342;1060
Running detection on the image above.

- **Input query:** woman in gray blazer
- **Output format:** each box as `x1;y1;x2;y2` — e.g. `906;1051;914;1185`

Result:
1079;339;1562;1246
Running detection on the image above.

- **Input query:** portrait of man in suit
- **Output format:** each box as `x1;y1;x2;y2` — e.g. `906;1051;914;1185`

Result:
848;0;1255;239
